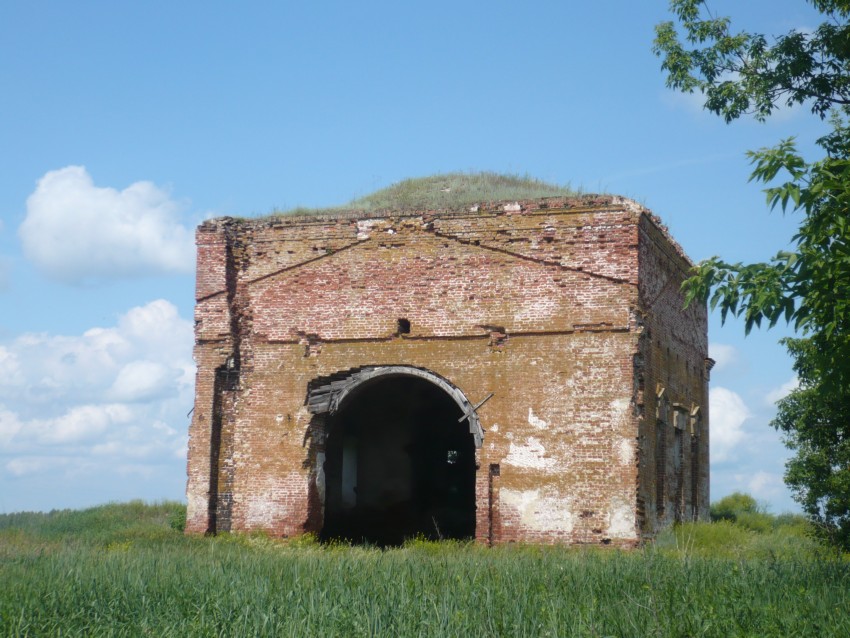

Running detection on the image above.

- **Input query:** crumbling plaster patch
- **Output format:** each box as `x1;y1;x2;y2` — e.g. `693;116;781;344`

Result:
243;472;304;528
501;488;575;533
527;407;548;430
618;437;634;465
607;495;638;540
504;437;556;470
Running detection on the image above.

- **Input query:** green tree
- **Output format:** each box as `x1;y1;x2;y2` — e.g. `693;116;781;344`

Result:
710;492;762;522
773;339;850;546
710;492;776;532
654;0;850;549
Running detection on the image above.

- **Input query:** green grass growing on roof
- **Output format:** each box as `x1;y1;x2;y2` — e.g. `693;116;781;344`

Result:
271;172;579;217
348;172;578;211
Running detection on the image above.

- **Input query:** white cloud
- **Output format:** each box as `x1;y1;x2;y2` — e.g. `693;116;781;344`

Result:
765;377;799;406
0;299;194;509
709;343;739;373
109;361;177;403
19;166;194;284
0;299;193;406
747;471;785;501
25;404;133;445
0;347;23;385
0;406;23;447
709;386;750;462
6;456;69;478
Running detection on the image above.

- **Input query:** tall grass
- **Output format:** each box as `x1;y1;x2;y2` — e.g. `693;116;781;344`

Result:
2;502;849;637
654;517;831;561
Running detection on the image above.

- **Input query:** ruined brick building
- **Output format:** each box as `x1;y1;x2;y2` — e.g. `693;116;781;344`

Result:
186;194;710;545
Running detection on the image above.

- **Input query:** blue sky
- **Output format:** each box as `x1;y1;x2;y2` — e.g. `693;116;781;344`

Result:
0;0;830;514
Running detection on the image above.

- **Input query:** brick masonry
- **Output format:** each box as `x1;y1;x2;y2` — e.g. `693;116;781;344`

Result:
185;195;710;544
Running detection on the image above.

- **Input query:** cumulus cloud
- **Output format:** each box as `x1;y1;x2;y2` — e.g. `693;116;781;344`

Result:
0;299;193;510
765;377;799;406
0;406;22;447
0;299;193;407
24;404;133;445
710;386;750;462
109;361;177;402
19;166;194;284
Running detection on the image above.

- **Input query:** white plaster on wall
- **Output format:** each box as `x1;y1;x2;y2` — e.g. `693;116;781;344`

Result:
356;219;377;240
501;488;575;532
607;496;637;540
243;472;302;528
609;397;630;413
527;408;548;430
504;437;556;470
618;438;634;465
186;492;207;525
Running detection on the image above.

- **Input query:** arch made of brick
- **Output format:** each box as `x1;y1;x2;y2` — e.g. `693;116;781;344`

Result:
307;365;484;447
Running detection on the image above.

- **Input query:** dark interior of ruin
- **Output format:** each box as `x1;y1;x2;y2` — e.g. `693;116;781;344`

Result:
321;375;476;545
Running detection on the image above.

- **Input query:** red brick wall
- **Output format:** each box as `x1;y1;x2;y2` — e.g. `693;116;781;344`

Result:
186;196;708;544
635;213;710;534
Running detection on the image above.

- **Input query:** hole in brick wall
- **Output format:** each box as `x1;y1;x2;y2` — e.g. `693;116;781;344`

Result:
321;375;476;546
397;318;411;335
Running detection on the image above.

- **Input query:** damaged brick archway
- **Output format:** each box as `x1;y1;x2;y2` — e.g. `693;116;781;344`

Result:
308;366;483;545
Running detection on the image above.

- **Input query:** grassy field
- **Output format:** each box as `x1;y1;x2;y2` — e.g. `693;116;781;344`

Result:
1;502;849;637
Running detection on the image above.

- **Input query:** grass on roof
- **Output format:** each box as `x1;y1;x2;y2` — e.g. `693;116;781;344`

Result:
273;172;579;217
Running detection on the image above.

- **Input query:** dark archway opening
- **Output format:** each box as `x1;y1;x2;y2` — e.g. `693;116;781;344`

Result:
321;375;476;545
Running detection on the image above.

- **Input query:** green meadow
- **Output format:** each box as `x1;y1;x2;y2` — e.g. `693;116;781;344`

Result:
1;501;848;637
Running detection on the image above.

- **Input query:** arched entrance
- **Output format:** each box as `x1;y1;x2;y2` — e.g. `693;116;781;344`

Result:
312;367;479;545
